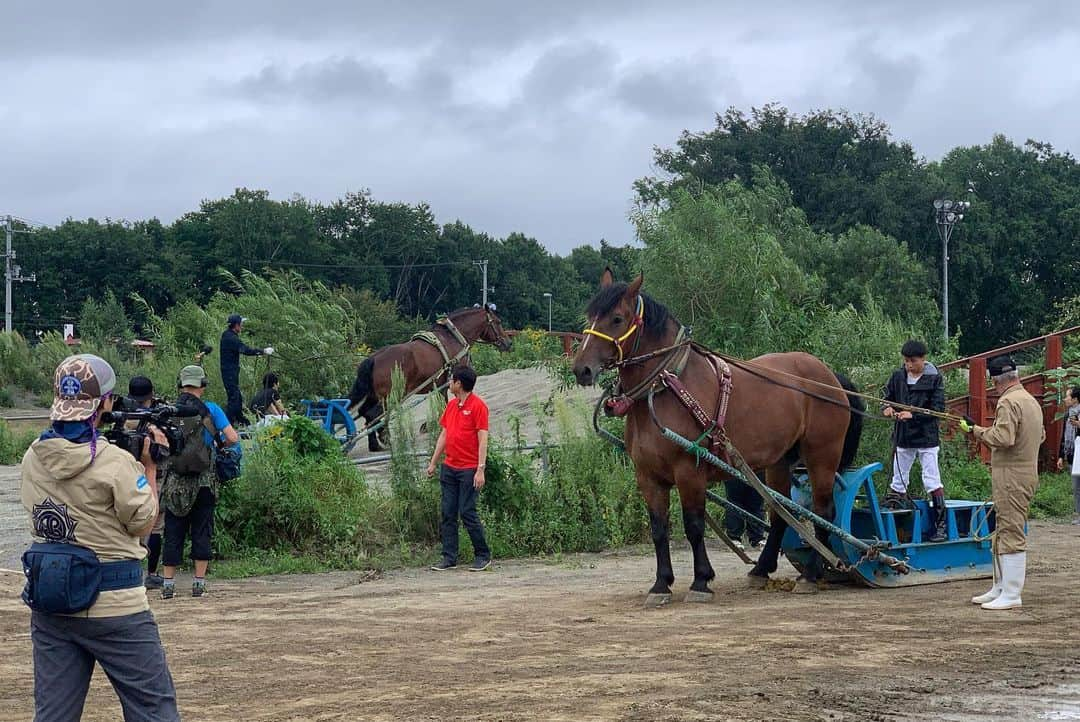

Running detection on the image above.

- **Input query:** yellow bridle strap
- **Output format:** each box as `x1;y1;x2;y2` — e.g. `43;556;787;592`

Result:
582;296;644;363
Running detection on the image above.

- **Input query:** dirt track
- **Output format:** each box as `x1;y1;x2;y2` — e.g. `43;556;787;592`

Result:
2;522;1079;721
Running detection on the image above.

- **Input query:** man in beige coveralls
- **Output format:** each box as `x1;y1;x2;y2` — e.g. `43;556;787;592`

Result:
959;354;1044;610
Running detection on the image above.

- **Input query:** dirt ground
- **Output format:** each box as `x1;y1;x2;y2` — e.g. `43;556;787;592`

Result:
1;522;1079;721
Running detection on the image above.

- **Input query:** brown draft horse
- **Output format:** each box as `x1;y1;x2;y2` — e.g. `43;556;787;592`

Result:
348;305;513;451
572;271;863;602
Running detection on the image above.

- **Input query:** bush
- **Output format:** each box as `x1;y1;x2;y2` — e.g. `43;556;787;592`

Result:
1032;472;1074;519
215;416;386;564
0;332;50;394
0;420;38;465
470;327;563;375
480;400;646;558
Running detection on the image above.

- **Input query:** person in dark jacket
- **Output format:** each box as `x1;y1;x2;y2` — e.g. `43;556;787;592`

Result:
881;339;949;541
219;314;273;426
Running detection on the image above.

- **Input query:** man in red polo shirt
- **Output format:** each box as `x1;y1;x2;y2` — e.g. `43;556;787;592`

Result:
426;365;492;571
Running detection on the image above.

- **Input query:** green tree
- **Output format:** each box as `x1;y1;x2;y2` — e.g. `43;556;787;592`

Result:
78;290;134;344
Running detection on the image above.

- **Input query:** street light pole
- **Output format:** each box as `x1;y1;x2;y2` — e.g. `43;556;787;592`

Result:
542;292;553;332
933;199;970;343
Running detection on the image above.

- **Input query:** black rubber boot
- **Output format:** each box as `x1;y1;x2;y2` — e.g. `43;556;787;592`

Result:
883;488;911;510
929;490;948;542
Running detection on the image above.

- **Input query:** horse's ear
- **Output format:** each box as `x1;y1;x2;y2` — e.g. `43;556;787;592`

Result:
600;267;614;288
625;273;643;299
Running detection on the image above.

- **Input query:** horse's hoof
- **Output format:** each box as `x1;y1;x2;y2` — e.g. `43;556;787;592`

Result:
684;590;714;604
747;574;768;590
644;593;672;608
792;578;819;595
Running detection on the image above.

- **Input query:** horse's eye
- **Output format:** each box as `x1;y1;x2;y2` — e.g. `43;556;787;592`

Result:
613;316;624;325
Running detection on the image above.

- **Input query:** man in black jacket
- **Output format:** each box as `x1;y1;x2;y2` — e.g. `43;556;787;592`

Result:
219;314;273;426
881;339;949;541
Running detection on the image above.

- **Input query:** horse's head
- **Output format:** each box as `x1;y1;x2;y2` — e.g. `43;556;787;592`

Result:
572;268;645;386
454;304;513;351
481;305;513;351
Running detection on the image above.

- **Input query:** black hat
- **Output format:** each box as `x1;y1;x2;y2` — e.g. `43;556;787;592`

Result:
128;375;154;402
987;354;1017;377
227;314;246;327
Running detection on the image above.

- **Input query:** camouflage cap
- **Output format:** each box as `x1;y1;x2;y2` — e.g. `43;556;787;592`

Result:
178;365;208;388
51;354;117;422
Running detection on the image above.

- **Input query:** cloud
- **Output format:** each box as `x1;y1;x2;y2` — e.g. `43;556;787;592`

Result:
521;42;619;105
615;56;735;120
230;57;398;104
1;1;1080;255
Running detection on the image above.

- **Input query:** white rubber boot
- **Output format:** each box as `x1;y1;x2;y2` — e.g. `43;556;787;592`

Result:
971;554;1002;605
981;552;1025;610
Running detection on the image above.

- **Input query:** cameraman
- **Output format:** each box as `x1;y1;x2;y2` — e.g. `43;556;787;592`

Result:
160;365;238;599
20;354;179;720
126;375;167;590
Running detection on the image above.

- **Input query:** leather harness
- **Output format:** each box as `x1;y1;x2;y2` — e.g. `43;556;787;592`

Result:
588;300;734;456
411;317;471;375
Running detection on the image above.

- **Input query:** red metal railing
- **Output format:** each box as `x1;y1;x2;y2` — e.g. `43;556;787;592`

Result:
940;326;1080;468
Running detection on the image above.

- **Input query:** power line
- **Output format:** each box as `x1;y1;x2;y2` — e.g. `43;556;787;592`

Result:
249;258;479;270
0;214;47;229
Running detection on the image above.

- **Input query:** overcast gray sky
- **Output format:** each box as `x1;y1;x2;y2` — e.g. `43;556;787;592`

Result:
3;1;1079;254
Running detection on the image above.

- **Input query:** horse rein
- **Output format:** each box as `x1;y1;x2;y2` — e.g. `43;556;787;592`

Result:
585;311;951;426
713;351;958;425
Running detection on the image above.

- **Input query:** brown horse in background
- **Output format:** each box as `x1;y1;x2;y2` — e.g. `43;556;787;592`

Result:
572;270;863;602
349;305;513;451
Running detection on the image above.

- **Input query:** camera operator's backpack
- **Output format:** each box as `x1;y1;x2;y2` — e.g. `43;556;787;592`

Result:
171;396;215;475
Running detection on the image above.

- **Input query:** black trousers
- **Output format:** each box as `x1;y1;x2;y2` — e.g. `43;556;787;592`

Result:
723;477;766;543
224;381;248;426
163;486;215;565
440;465;490;563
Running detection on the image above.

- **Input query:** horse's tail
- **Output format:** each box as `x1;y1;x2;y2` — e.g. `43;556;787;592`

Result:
349;357;375;410
834;371;864;470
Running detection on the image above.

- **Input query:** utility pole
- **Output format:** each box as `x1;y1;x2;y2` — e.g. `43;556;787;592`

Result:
4;215;37;334
473;259;489;308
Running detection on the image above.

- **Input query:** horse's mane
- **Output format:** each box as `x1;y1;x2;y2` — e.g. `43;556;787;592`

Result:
585;283;672;339
446;307;483;316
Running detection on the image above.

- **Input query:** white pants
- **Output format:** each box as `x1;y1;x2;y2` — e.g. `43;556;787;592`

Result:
890;446;942;493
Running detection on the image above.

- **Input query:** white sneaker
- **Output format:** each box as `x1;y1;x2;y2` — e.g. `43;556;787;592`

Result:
981;552;1025;610
731;540;745;551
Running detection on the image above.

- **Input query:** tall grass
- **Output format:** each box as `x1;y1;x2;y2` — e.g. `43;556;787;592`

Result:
212;380;646;576
0;420;39;464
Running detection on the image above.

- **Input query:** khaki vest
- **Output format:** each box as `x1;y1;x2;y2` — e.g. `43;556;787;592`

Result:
21;436;157;618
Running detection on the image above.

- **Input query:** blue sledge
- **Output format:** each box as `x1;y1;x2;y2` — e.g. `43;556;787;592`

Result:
300;398;359;448
780;462;995;587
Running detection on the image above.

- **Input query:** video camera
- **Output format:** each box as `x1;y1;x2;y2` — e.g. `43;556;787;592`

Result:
102;402;200;463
